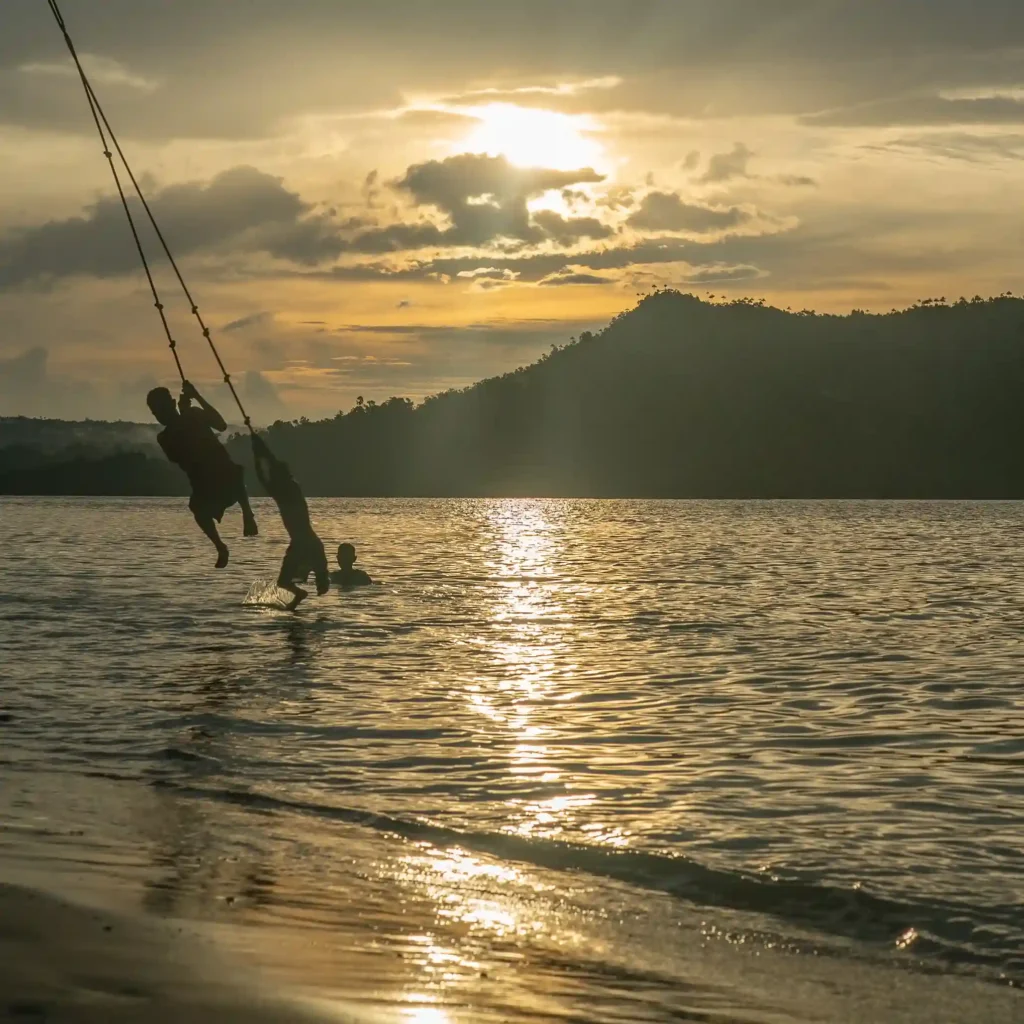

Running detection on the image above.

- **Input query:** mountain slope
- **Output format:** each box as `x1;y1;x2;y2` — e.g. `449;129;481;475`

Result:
4;291;1024;498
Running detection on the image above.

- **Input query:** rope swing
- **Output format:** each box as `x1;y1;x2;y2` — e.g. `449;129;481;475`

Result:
46;0;256;434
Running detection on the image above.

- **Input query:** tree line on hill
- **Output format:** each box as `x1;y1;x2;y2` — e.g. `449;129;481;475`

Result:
3;290;1024;498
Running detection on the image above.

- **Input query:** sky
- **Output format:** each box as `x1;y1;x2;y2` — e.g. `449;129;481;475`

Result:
2;0;1023;423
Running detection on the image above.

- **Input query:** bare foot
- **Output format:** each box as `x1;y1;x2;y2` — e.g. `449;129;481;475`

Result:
285;587;308;612
243;517;259;538
215;545;229;569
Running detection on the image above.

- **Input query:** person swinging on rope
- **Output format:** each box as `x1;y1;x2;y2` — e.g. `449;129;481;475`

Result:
251;434;330;611
147;380;258;567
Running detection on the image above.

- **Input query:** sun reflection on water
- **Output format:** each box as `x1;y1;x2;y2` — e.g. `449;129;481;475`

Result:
479;505;568;828
401;1005;453;1024
452;502;636;850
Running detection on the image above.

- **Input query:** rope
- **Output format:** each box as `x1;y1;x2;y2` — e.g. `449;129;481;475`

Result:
44;0;183;381
45;0;254;432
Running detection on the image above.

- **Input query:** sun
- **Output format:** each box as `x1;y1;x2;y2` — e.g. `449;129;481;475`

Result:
456;103;605;172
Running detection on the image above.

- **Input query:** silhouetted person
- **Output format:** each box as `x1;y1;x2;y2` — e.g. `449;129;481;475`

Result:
331;543;372;587
251;434;328;611
146;381;257;567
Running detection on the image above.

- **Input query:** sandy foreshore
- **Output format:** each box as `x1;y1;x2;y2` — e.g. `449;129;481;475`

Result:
5;873;1023;1024
0;883;372;1023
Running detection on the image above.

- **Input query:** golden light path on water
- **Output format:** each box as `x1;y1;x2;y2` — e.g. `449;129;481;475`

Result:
468;502;630;846
385;503;638;1020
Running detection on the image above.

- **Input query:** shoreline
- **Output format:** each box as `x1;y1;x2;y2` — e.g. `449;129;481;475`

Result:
2;799;1022;1024
0;882;378;1024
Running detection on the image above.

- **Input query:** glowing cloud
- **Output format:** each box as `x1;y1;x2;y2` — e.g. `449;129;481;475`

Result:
456;104;606;173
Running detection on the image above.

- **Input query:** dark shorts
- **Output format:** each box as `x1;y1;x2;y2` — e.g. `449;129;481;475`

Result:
188;463;245;522
279;535;328;587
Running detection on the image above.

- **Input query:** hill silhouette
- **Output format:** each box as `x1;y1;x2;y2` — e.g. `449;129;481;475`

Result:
0;417;160;454
4;290;1024;498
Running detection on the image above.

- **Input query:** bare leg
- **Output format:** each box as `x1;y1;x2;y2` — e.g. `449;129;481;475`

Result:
192;509;229;568
313;544;331;596
240;494;258;537
237;481;258;537
277;546;306;610
280;583;308;612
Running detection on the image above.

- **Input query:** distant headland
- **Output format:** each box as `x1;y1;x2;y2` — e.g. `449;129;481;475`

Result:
4;291;1024;499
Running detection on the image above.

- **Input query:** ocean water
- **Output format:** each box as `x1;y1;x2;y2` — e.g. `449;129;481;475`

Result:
1;496;1022;1022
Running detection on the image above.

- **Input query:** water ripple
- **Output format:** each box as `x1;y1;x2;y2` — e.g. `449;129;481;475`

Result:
1;496;1023;980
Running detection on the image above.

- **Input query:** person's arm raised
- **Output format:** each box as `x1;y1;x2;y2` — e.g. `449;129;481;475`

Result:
181;381;228;432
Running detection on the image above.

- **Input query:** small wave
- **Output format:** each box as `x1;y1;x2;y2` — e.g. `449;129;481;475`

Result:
154;780;1022;978
157;747;217;764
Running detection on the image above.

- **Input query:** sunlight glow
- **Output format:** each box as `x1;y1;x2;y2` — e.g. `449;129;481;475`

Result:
402;1006;453;1024
457;104;606;171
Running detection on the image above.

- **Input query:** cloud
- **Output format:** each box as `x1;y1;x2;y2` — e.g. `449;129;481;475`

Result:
456;267;519;280
875;131;1024;162
0;346;101;419
296;235;700;287
681;263;763;284
281;206;868;295
241;369;289;424
392;152;605;246
337;153;611;254
0;346;48;400
342;221;447;254
395;108;479;129
701;143;754;183
456;266;520;290
474;277;518;291
560;188;590;207
596;187;637;211
438;76;622;108
288;234;715;285
6;1;1024;143
0;147;770;308
0;166;344;288
802;94;1024;127
223;311;273;332
530;210;614;245
695;143;814;189
19;54;158;93
626;192;751;234
538;267;616;287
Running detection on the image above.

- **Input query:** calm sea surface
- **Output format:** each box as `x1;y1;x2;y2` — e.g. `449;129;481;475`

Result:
1;497;1022;1021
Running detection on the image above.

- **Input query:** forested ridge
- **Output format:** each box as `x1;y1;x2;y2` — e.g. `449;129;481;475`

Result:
4;290;1024;498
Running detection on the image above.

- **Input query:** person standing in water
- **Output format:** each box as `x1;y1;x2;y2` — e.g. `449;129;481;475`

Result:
331;543;372;587
251;434;329;611
147;380;257;567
